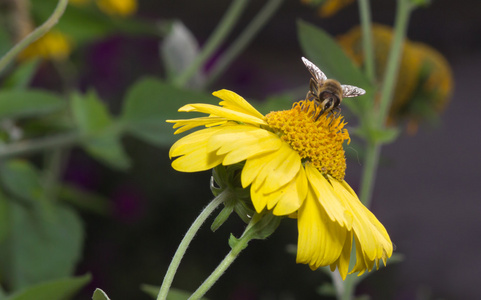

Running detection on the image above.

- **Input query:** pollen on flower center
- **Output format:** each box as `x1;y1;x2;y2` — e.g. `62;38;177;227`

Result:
265;100;350;181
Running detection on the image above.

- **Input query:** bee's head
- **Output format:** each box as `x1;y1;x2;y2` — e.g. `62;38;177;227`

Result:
319;91;340;114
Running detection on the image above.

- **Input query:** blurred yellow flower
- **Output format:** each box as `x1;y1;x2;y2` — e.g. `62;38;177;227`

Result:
338;24;453;133
18;30;72;61
168;90;393;279
96;0;137;17
301;0;356;18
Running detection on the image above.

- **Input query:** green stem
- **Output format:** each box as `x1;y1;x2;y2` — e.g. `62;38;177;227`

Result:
377;0;413;125
188;219;256;300
156;191;229;300
0;0;69;74
332;270;356;300
359;142;380;207
359;0;413;208
173;0;250;88
205;0;284;87
0;132;80;159
358;0;375;83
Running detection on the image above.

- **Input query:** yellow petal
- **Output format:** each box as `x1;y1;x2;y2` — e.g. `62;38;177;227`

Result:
172;146;224;172
167;116;228;134
272;167;308;215
330;178;393;262
241;154;267;188
222;135;282;165
169;127;225;172
179;103;266;126
213;89;265;120
255;143;301;194
169;126;224;159
330;231;353;280
296;185;347;269
305;164;353;230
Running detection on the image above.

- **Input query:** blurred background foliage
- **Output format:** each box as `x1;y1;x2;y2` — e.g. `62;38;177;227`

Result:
0;0;478;299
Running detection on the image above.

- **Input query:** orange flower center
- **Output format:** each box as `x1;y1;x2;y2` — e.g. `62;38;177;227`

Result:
265;100;350;181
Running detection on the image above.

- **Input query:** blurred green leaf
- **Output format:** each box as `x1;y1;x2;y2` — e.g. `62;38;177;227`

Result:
297;20;373;114
0;27;13;59
161;21;205;89
1;60;40;90
6;274;91;300
71;90;112;135
141;284;209;300
92;288;111;300
59;184;112;215
353;125;400;145
0;90;66;120
255;94;294;115
0;160;44;204
71;91;130;170
0;202;84;290
31;0;156;44
0;191;9;243
120;77;217;146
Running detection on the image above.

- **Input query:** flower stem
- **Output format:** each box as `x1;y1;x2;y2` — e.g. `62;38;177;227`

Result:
188;219;256;300
0;132;80;159
377;0;413;125
359;0;413;208
173;0;250;88
0;0;69;74
156;191;229;300
205;0;284;87
357;0;375;83
359;142;380;207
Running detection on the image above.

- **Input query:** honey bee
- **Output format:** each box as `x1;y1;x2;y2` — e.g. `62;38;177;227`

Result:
302;57;366;116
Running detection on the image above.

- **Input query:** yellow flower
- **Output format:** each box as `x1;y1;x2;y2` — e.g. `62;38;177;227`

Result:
18;30;72;62
168;90;393;279
301;0;356;18
96;0;137;17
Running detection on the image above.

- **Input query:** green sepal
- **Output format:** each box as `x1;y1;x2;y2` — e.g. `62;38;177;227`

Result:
228;212;281;252
246;212;281;241
92;288;111;300
210;164;255;231
228;234;244;251
210;202;234;232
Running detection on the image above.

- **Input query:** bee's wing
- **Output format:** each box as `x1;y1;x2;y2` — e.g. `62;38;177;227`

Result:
301;57;327;83
341;85;366;98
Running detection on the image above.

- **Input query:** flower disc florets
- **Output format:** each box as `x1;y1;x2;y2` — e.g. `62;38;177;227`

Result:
265;100;350;181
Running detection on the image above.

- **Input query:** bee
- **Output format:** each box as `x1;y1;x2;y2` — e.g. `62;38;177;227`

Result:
302;57;366;116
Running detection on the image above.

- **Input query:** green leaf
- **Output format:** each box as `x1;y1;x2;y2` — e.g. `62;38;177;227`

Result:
353;125;400;145
161;21;205;89
31;0;156;45
0;202;84;290
92;288;111;300
297;20;373;114
71;90;130;170
59;184;112;215
120;77;217;146
1;60;40;90
71;90;112;135
255;94;295;115
6;274;91;300
0;191;9;243
298;20;372;89
0;90;66;120
0;160;44;204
